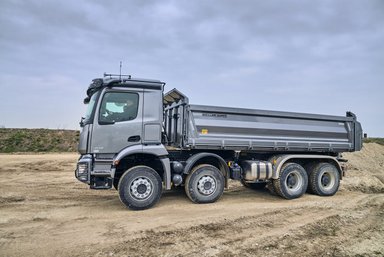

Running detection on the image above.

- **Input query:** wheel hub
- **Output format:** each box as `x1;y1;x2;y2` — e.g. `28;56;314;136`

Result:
197;176;216;195
287;174;297;187
320;170;336;189
137;184;147;194
204;181;212;190
284;170;303;194
130;177;152;200
322;174;330;186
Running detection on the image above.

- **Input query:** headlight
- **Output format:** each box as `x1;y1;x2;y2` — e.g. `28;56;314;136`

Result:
76;162;90;182
75;154;92;183
77;163;88;175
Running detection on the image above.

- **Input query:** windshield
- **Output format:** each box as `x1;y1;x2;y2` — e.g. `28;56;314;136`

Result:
83;91;100;125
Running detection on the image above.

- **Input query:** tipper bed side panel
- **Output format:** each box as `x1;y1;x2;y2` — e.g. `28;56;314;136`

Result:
186;105;357;153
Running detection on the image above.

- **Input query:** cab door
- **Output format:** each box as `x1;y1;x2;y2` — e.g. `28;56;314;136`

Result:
90;88;143;154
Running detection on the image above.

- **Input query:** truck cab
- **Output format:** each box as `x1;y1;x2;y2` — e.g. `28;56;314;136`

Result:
76;75;171;194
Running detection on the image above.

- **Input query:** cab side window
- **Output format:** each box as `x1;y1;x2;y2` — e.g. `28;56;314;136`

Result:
99;92;139;124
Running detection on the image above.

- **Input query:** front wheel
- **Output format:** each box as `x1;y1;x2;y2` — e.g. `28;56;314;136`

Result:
273;163;308;199
185;164;225;204
118;166;162;210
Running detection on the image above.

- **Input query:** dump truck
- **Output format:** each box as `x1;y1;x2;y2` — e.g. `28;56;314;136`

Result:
75;74;363;210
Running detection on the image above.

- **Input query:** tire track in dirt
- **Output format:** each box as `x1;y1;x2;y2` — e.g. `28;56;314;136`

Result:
88;194;383;257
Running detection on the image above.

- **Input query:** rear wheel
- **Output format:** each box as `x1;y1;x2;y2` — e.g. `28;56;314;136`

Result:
185;164;225;204
118;166;162;210
308;162;340;196
273;163;308;199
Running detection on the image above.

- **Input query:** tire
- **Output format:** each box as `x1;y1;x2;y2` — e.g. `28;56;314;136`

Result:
273;162;308;199
241;180;267;190
266;180;278;195
113;179;119;190
118;166;162;210
308;162;340;196
185;164;225;204
304;162;316;194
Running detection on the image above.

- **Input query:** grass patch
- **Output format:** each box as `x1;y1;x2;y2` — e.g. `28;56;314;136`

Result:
0;128;79;153
364;137;384;146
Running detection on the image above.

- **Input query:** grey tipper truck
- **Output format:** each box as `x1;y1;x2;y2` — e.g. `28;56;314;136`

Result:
75;74;363;210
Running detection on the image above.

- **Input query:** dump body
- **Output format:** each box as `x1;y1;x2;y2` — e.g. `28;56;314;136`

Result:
164;89;363;153
186;105;362;152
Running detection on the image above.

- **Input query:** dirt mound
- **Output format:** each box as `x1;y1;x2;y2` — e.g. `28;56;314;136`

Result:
342;143;384;193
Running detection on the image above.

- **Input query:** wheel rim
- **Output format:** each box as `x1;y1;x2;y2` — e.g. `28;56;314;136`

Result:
130;177;153;200
285;170;303;194
197;175;216;195
319;170;336;190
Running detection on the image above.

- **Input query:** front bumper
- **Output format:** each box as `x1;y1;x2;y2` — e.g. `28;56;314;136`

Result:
75;154;113;189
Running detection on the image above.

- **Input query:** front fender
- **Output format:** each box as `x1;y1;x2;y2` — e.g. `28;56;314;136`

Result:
114;144;168;162
112;144;171;190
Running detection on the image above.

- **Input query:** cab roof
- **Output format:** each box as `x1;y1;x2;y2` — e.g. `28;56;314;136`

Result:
86;74;165;98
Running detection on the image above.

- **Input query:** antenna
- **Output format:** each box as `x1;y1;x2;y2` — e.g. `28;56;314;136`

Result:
104;61;132;80
119;61;122;81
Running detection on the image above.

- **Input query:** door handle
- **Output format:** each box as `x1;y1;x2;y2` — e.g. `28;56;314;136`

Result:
128;135;141;142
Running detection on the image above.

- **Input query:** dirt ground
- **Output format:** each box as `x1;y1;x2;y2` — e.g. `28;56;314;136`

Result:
0;144;383;257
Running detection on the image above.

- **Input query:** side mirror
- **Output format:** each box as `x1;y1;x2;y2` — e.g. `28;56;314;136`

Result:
79;117;85;127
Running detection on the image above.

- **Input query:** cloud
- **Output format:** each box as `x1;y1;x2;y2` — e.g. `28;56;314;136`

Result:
0;0;383;136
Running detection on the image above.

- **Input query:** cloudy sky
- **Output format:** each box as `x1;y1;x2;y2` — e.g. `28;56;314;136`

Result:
0;0;383;136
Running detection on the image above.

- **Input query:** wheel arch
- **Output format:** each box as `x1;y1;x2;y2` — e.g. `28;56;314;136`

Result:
112;144;171;190
184;152;230;188
271;154;343;180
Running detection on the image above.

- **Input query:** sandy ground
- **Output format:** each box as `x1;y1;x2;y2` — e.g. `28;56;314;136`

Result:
0;144;383;257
